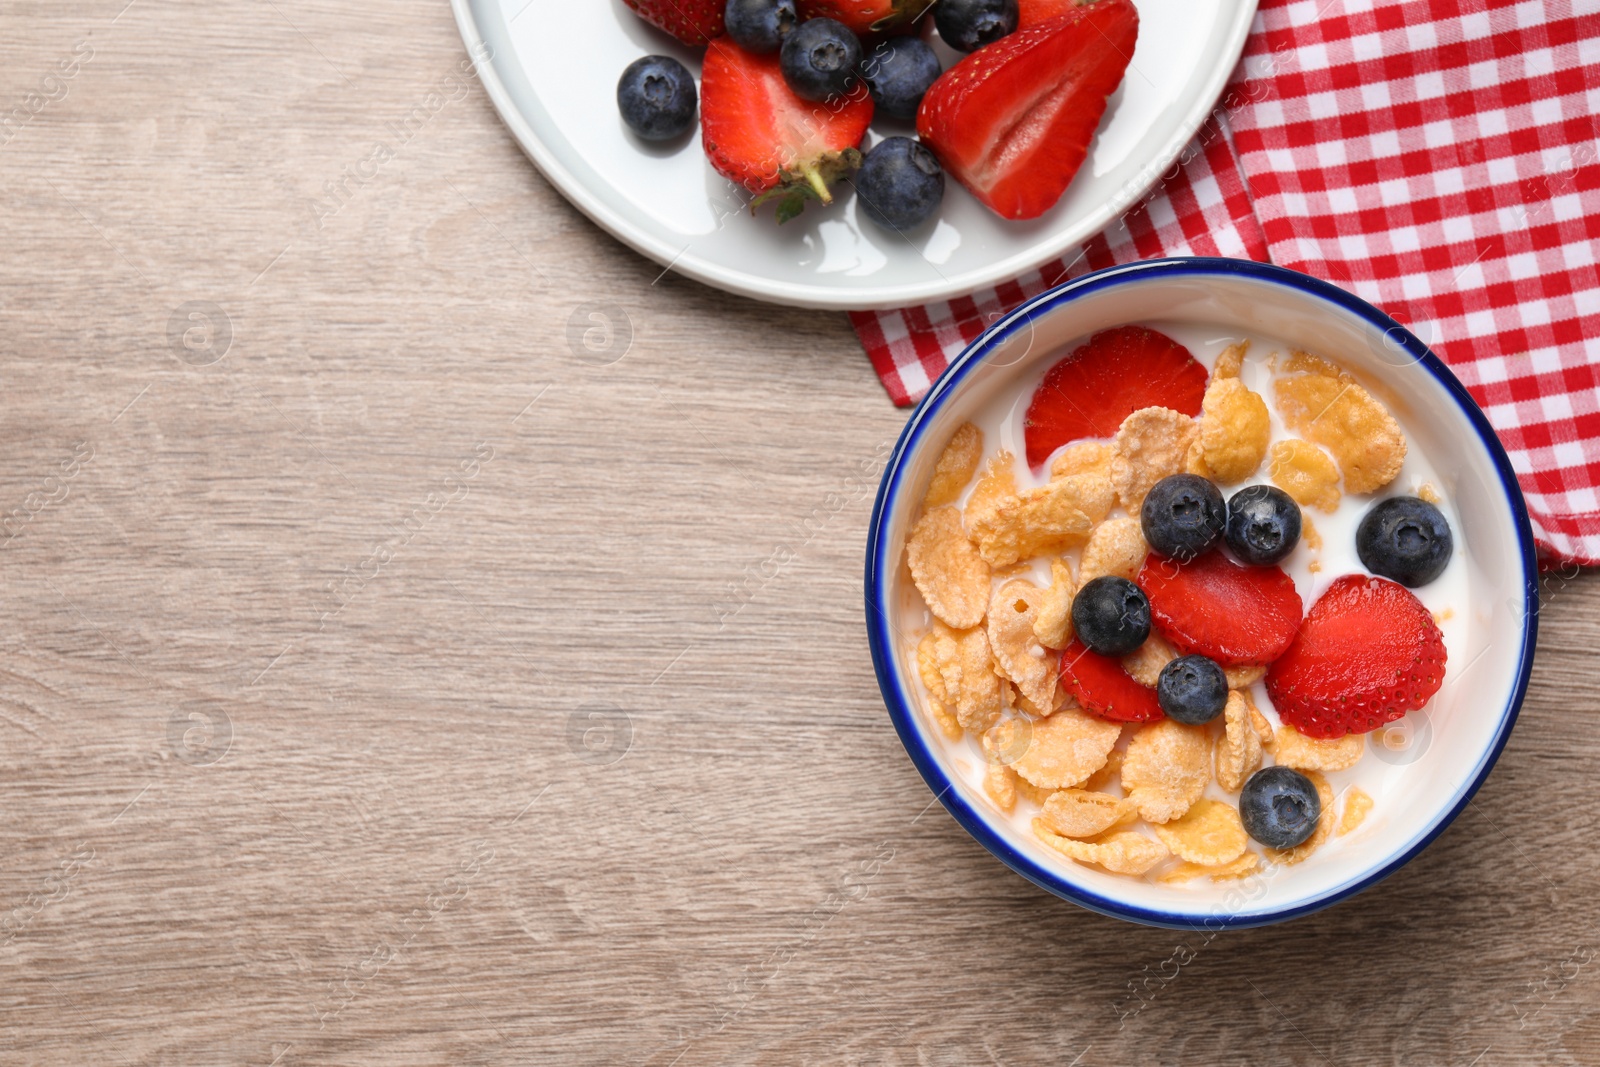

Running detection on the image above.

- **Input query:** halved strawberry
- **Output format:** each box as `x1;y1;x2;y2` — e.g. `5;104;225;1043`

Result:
798;0;934;36
1022;326;1208;467
623;0;725;45
1267;575;1448;739
1017;0;1081;27
701;40;875;221
1059;638;1165;722
916;0;1138;220
1137;551;1304;666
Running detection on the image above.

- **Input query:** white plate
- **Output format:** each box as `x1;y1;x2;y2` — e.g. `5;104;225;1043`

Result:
451;0;1260;310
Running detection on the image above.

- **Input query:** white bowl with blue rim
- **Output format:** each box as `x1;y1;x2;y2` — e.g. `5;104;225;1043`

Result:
865;257;1538;928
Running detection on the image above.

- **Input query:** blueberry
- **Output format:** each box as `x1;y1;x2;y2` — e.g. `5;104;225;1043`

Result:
725;0;796;53
1156;655;1228;725
779;17;862;101
1071;576;1150;657
1239;766;1322;849
1356;496;1453;587
616;55;698;141
861;38;941;120
1141;474;1225;561
933;0;1019;52
1225;484;1303;566
853;137;944;232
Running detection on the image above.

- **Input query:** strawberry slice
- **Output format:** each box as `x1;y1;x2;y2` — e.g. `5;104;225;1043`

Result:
701;40;875;221
1267;575;1448;739
1022;326;1208;467
623;0;725;45
1017;0;1080;27
916;0;1138;220
1137;551;1304;666
1059;638;1165;722
799;0;934;36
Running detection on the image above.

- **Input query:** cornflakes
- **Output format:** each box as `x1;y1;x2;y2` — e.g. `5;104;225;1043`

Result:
1213;341;1248;380
1265;770;1334;865
1214;690;1264;792
1152;799;1250;865
934;626;1004;733
1038;788;1138;838
983;757;1018;813
1273;722;1365;772
1032;558;1075;649
1079;517;1150;584
924;423;983;507
1122;719;1210;823
906;507;991;629
1009;706;1121;789
1050;442;1112;479
1224;663;1266;688
1122;631;1178;688
925;698;963;741
1034;824;1170;876
968;479;1093;567
1269;439;1342;513
1200;377;1271;483
964;451;1017;528
1418;482;1442;505
1083;743;1125;793
1110;407;1200;511
1338;787;1374;836
1275;372;1406;494
1158;852;1261;884
986;579;1059;711
917;630;948;703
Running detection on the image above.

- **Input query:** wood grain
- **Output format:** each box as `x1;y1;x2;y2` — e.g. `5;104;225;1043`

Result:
0;2;1596;1064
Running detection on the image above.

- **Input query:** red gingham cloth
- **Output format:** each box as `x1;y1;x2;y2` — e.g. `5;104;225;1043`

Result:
852;0;1600;564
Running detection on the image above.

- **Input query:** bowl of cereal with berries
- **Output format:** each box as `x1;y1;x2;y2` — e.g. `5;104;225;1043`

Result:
865;257;1538;928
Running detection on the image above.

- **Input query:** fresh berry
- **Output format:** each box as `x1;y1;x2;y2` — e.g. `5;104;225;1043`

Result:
1016;0;1077;27
798;0;934;36
1070;575;1150;657
1137;550;1303;665
780;17;862;101
1059;638;1165;722
853;137;944;231
917;0;1138;219
725;0;797;52
1266;574;1447;739
934;0;1019;51
1239;767;1322;849
1142;474;1225;562
623;0;726;45
1225;484;1302;566
616;56;699;142
861;38;942;120
701;40;874;221
1021;326;1207;467
1156;654;1228;725
1356;496;1454;587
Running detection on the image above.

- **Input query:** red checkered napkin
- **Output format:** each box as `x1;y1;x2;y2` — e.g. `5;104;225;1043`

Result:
853;0;1600;564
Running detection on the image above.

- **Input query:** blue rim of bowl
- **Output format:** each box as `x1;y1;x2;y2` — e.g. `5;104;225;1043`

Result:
864;257;1540;930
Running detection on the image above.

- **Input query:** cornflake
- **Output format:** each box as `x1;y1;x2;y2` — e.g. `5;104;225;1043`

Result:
1265;770;1335;865
916;631;948;703
1301;515;1323;552
1034;824;1170;876
1338;787;1374;836
1269;439;1342;513
1110;407;1199;511
1184;438;1213;480
1050;443;1117;523
968;479;1093;567
1213;341;1248;379
1153;799;1250;866
1050;441;1112;479
1273;722;1365;772
987;579;1059;711
1083;743;1125;793
1009;706;1121;789
925;698;963;741
1418;482;1442;505
1013;776;1058;807
1158;852;1261;884
1032;558;1075;649
934;626;1004;733
1122;719;1210;823
1224;663;1266;688
1122;631;1178;688
964;451;1017;528
906;508;991;629
923;423;984;507
1199;377;1271;483
1079;517;1150;584
1038;788;1137;838
1214;690;1264;792
983;757;1018;813
1275;371;1406;493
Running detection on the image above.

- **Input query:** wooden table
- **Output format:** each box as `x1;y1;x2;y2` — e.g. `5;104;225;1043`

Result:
1;2;1595;1063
